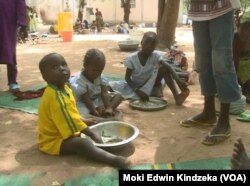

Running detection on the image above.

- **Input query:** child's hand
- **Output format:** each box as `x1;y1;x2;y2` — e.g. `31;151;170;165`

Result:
82;128;103;144
135;89;149;101
91;110;101;117
96;106;107;116
91;133;103;144
82;118;97;126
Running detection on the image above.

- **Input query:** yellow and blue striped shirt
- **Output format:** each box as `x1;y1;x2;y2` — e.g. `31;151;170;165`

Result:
38;84;87;155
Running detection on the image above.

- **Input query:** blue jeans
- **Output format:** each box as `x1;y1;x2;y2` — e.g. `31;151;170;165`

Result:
192;11;241;103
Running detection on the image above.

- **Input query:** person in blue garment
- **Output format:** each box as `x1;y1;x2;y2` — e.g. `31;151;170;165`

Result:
109;31;190;105
180;0;241;145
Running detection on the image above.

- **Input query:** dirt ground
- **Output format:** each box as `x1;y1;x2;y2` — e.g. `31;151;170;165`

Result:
0;27;250;185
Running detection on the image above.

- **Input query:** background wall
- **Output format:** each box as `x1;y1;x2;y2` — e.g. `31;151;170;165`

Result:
29;0;184;26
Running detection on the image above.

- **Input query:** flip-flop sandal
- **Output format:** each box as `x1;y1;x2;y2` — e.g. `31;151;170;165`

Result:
201;131;231;145
236;110;250;122
180;118;215;128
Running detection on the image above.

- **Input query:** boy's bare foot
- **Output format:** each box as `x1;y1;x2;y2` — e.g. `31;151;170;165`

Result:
231;138;250;170
114;156;132;169
176;88;190;105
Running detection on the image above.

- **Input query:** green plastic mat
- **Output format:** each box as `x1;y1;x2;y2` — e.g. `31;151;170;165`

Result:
0;91;40;114
64;156;231;186
0;156;232;186
0;174;37;186
0;75;123;115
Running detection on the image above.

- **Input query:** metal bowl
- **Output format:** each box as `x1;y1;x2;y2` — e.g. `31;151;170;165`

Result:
87;121;139;151
118;40;139;51
129;97;168;111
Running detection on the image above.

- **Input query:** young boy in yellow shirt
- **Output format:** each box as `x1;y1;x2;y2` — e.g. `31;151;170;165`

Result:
37;53;130;169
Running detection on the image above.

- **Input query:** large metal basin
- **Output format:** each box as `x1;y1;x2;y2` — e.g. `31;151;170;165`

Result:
88;121;139;151
118;40;139;51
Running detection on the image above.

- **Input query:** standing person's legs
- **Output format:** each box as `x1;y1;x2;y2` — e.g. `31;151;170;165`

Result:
124;12;129;24
7;64;17;84
211;11;240;104
7;56;19;91
202;11;241;145
123;10;126;23
123;8;126;23
180;21;217;127
60;137;131;169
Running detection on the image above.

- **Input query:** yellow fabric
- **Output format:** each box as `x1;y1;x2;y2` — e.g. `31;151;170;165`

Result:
57;12;73;33
38;84;87;155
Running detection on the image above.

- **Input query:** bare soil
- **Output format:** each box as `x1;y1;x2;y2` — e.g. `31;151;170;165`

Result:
0;27;249;185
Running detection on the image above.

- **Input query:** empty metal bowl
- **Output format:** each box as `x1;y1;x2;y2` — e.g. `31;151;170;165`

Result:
118;40;139;51
87;121;139;151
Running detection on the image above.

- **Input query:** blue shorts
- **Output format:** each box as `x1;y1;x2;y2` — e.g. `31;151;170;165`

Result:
192;11;241;103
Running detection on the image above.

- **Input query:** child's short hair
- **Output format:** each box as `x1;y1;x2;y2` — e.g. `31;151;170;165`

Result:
39;53;59;74
141;31;157;42
83;48;106;66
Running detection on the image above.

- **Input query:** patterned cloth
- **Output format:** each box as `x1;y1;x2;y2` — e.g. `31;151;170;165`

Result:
164;50;188;70
188;0;233;21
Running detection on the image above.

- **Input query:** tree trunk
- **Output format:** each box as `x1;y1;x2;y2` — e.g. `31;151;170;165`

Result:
157;0;165;33
157;0;180;49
